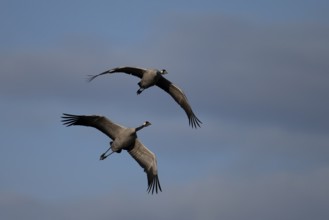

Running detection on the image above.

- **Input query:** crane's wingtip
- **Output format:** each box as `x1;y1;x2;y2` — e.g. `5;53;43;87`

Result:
61;113;78;127
86;70;113;82
189;115;202;129
86;74;98;82
147;175;162;194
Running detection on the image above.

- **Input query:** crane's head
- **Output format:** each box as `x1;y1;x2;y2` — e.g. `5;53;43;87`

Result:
160;69;168;75
143;121;152;127
136;121;152;132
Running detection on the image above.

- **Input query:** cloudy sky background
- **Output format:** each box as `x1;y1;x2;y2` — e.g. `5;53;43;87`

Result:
1;0;329;219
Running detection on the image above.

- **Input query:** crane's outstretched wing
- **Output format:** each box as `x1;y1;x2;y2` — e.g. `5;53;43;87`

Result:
61;113;125;140
128;139;162;194
87;66;146;82
156;76;202;128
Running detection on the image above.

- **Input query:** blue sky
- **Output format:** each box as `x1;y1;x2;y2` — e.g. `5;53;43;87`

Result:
1;0;329;219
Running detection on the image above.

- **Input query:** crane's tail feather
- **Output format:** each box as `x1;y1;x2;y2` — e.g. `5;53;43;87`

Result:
147;175;162;194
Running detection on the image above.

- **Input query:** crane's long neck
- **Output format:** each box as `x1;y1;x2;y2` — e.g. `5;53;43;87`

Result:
135;124;146;132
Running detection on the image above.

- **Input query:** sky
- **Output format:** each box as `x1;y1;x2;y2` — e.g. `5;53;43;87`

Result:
1;0;329;219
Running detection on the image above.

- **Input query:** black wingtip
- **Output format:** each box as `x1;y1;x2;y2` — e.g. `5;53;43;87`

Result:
86;74;98;82
61;113;79;127
147;175;162;194
86;70;111;83
189;114;202;129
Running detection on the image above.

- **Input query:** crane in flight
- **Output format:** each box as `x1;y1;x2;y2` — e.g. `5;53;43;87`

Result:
61;113;162;194
88;66;202;128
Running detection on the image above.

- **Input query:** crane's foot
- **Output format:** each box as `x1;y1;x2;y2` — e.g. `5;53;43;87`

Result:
100;153;107;160
137;89;143;95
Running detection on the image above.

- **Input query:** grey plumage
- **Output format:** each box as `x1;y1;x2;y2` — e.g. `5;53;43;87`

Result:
87;66;202;128
61;113;162;194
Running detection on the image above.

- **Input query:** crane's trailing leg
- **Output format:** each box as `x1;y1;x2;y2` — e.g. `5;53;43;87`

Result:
137;88;144;95
100;149;110;160
137;82;144;95
100;150;115;160
100;142;114;160
100;141;123;160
